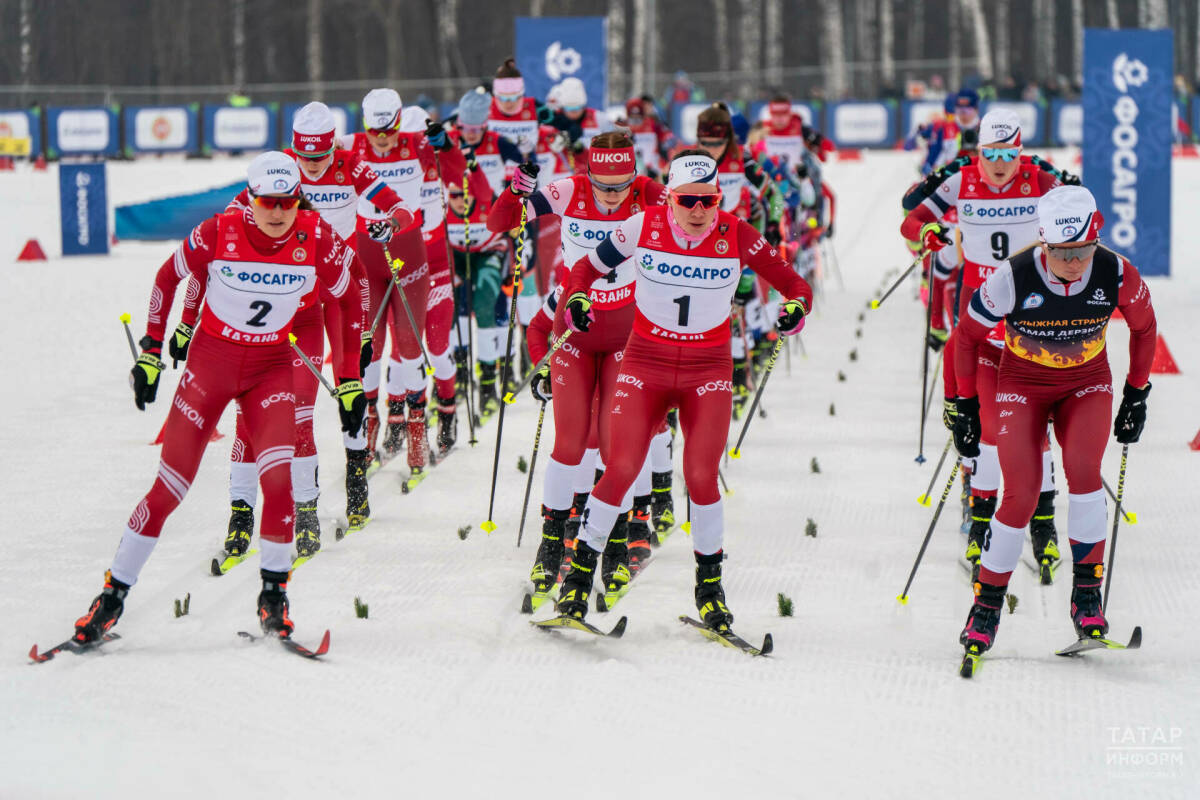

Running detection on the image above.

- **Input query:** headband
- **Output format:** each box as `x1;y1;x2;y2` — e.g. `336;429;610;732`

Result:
588;146;636;176
667;154;718;190
493;77;525;97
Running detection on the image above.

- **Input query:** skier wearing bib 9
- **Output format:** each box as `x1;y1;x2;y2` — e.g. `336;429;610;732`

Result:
215;101;394;558
487;132;669;603
952;186;1156;663
901;110;1071;580
554;151;813;631
76;153;366;643
343;88;469;477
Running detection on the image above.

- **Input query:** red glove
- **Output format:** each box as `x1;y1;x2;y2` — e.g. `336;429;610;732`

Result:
920;222;952;252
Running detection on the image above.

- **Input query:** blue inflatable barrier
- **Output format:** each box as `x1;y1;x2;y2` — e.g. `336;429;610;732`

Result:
115;180;243;241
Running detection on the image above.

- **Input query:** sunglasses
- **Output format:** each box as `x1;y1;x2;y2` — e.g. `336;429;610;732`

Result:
448;189;466;199
459;123;485;135
588;174;636;194
562;104;585;113
295;149;333;162
252;193;301;210
1045;242;1097;261
698;138;727;148
496;93;523;104
366;116;401;137
670;190;721;209
981;147;1019;162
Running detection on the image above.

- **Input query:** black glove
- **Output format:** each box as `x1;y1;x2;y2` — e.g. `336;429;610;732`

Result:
168;323;193;368
359;334;373;377
530;363;552;403
129;339;165;411
953;395;981;458
927;327;948;352
1113;381;1151;443
334;378;367;434
425;119;449;151
564;292;594;333
942;398;957;432
366;219;393;244
776;299;808;336
764;222;782;248
1058;170;1082;186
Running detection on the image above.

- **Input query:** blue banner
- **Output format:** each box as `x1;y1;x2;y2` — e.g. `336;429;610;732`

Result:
59;163;109;256
515;17;607;109
202;104;277;153
826;101;895;148
47;106;119;157
115;180;243;241
1083;29;1172;277
1049;99;1083;146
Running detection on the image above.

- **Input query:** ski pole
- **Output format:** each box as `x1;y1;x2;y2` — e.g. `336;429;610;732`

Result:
383;250;435;377
728;335;785;459
718;467;732;496
462;169;479;446
435;156;477;447
1101;476;1137;524
368;274;398;337
870;248;928;310
503;330;573;404
516;399;548;548
917;436;954;506
119;313;139;361
916;254;934;463
481;203;528;534
897;456;963;604
1103;444;1129;609
288;333;336;396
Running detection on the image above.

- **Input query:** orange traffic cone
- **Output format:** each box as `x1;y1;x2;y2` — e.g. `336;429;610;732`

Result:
17;239;46;260
1149;334;1180;374
33;154;46;171
1190;429;1200;451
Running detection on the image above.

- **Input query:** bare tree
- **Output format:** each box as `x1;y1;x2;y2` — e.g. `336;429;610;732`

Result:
608;0;626;104
1032;0;1054;82
232;0;246;89
948;0;961;89
821;0;845;99
738;0;762;101
1106;0;1119;28
1137;0;1167;28
853;0;875;95
1071;0;1084;84
765;0;783;90
19;0;34;85
992;0;1010;84
962;0;993;81
632;0;648;94
712;0;732;78
906;0;925;86
308;0;324;100
879;0;895;89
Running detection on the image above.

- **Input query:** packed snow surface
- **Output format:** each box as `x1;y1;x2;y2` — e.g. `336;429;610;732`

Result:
2;151;1197;798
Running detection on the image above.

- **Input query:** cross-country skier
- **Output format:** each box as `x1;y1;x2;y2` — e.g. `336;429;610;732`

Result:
952;185;1156;662
553;150;813;631
74;153;366;642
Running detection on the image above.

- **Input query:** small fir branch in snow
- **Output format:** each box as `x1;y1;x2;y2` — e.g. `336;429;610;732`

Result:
355;596;369;619
517;455;528;473
805;519;817;537
777;593;794;617
1006;594;1019;614
810;457;821;474
457;525;471;541
173;593;190;618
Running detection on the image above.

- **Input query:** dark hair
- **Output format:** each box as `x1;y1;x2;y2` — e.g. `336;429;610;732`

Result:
299;196;316;212
770;93;791;105
590;131;634;150
495;58;521;78
673;147;712;161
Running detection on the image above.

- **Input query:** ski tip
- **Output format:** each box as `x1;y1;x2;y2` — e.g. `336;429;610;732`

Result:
28;644;43;662
1128;625;1143;650
896;594;909;605
314;629;331;656
480;520;497;534
759;633;774;656
610;616;628;638
210;558;223;576
520;594;534;614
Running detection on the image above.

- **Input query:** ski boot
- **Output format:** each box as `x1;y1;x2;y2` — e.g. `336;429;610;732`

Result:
454;348;470;401
406;393;428;472
650;472;674;544
294;500;321;558
1029;490;1061;584
345;448;371;530
434;391;457;454
627;495;653;576
225;499;254;556
564;492;588;543
556;541;599;619
1070;563;1109;639
964;494;996;583
530;506;569;595
478;361;499;419
960;580;1005;652
600;515;631;597
695;552;734;632
382;397;407;457
74;570;129;644
257;569;294;637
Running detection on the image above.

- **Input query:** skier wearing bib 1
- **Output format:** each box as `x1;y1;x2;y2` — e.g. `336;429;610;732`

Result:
952;185;1156;659
74;153;366;643
487;132;669;602
554;151;813;630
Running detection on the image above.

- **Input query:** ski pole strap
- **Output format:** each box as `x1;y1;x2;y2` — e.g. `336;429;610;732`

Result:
288;333;336;396
871;248;928;310
503;330;573;404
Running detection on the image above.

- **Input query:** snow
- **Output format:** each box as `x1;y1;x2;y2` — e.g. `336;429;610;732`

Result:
2;151;1197;799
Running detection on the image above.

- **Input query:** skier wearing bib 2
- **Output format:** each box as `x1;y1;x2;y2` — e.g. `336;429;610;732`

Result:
74;153;366;643
952;185;1156;662
554;151;812;631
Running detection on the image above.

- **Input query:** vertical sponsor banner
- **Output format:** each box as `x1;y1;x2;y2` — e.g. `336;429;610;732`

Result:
514;17;607;109
59;163;109;256
1083;29;1172;276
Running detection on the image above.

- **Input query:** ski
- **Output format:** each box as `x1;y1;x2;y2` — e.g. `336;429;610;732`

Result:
1021;552;1060;585
1055;625;1142;657
679;616;773;656
521;583;560;614
651;522;682;548
960;644;984;678
597;557;652;612
237;629;331;659
29;632;120;663
211;548;259;577
531;614;627;638
400;467;431;494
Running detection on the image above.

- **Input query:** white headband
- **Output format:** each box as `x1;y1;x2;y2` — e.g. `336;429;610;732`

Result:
667;154;718;190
